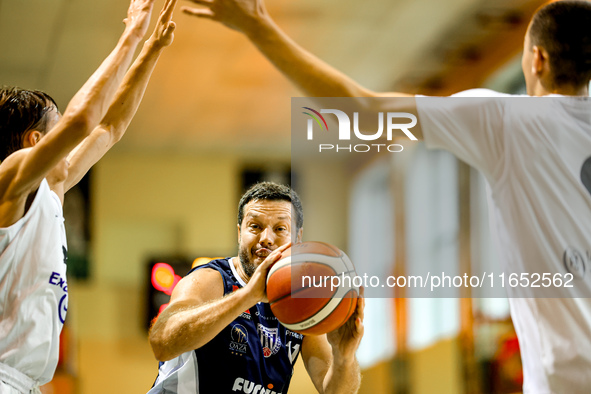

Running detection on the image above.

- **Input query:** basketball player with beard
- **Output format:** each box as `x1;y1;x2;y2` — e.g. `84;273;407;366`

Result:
180;1;591;392
148;182;365;394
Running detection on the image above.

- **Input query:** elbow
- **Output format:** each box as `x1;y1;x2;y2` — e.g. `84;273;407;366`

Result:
63;97;108;136
149;331;206;362
97;123;123;147
356;85;377;99
149;328;184;362
150;342;169;362
149;332;171;362
109;127;125;145
61;111;94;140
353;95;381;114
151;348;170;363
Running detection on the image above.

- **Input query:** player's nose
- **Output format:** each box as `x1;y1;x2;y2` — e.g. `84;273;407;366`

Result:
259;227;275;247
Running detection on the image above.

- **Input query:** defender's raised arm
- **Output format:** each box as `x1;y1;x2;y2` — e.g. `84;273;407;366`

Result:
65;0;178;192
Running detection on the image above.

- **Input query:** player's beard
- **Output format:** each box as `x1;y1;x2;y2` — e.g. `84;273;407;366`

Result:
238;247;256;278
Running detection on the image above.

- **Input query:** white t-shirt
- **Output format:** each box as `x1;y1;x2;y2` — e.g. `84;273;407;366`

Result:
0;179;68;385
417;89;591;393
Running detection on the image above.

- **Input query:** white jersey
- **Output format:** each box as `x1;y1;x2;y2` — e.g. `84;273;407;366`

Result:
417;90;591;393
0;178;68;388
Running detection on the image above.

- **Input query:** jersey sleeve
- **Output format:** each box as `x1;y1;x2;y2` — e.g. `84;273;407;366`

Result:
416;89;510;180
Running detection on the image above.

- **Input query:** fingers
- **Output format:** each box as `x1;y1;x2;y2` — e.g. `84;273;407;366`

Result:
181;6;214;18
164;21;177;36
357;286;365;316
267;242;292;263
153;0;177;44
277;242;292;252
357;296;365;332
160;0;178;21
130;0;155;13
349;286;364;334
186;0;213;4
257;242;292;272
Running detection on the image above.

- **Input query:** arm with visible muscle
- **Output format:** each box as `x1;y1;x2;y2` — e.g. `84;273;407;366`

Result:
182;0;373;98
149;244;289;361
65;0;178;192
302;288;364;393
2;0;156;201
181;0;420;137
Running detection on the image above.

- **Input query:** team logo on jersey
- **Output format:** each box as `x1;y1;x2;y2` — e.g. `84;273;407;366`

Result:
240;306;251;320
229;324;248;355
240;310;252;320
58;294;68;324
48;271;68;323
563;246;588;279
286;330;304;340
582;156;591;197
232;377;282;394
232;286;252;319
255;311;277;321
257;324;281;358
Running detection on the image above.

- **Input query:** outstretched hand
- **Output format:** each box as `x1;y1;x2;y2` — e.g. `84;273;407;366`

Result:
124;0;156;39
149;0;178;47
181;0;269;33
327;286;365;361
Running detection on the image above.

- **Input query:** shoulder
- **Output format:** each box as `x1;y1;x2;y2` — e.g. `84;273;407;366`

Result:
0;149;35;200
170;265;225;305
184;264;224;289
189;258;234;286
189;258;231;275
416;89;512;116
0;153;48;227
450;89;512;98
415;89;512;99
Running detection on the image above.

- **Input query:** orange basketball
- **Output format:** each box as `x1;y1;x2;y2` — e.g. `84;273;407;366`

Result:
266;241;359;335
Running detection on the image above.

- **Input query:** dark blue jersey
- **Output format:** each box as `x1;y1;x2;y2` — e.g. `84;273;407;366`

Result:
148;258;304;394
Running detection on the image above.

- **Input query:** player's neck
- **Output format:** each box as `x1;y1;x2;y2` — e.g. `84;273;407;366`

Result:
534;82;589;97
232;257;251;284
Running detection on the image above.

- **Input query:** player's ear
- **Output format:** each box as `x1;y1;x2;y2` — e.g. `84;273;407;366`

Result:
296;227;303;243
23;130;42;148
237;223;241;243
532;45;548;75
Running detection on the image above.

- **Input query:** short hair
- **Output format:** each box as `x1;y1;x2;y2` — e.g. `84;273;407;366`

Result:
237;182;304;231
528;1;591;88
0;86;58;161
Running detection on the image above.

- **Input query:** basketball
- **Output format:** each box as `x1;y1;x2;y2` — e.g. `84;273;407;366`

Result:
266;241;359;335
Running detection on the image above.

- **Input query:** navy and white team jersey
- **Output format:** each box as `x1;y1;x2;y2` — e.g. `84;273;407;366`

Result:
148;258;305;394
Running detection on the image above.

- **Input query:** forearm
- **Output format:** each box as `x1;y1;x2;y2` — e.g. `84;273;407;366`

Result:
58;34;151;192
64;0;176;192
63;40;164;191
62;29;144;134
245;17;371;98
99;38;166;142
150;288;256;361
323;354;361;394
